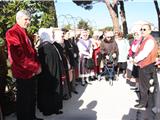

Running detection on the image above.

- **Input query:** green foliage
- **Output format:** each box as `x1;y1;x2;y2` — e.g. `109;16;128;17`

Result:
0;37;5;47
77;19;90;29
0;0;57;41
0;0;58;78
77;19;93;36
63;24;72;30
99;26;113;32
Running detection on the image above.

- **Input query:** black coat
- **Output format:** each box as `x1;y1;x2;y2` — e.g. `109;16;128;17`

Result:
64;38;79;68
37;42;63;115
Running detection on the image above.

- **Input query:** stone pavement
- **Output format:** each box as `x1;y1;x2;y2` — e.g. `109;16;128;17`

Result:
5;74;160;120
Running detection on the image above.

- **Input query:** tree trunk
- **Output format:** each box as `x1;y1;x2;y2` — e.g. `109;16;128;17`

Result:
154;0;160;37
104;0;120;32
119;1;128;37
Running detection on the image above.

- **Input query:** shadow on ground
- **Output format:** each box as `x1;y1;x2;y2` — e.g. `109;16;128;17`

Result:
122;94;160;120
53;100;97;120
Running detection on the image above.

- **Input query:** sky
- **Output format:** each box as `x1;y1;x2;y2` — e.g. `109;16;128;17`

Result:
55;0;159;31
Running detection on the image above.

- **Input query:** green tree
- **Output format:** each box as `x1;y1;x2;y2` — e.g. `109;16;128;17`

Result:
77;19;93;35
77;19;90;29
0;0;58;79
63;24;72;30
0;0;57;41
36;1;58;28
72;0;128;36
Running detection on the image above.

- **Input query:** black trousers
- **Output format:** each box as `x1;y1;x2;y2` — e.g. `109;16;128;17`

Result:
16;76;37;120
0;77;6;118
139;63;158;107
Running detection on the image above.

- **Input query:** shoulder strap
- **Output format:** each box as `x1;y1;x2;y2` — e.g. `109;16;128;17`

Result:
52;43;62;61
79;39;92;51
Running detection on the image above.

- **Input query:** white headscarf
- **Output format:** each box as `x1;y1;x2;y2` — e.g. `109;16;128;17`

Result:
38;27;55;44
54;29;64;44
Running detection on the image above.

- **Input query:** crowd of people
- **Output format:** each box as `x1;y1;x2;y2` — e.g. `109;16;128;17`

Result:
1;9;160;120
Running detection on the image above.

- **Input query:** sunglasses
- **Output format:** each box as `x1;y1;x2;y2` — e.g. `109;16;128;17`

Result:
140;28;147;31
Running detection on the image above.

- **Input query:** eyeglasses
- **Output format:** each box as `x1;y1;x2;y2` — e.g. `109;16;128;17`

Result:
106;36;112;38
140;28;147;31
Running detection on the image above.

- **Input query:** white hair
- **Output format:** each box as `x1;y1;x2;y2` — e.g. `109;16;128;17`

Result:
38;28;55;44
16;10;31;22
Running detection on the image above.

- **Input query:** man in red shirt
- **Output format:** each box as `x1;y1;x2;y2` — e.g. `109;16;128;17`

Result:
6;10;42;120
133;24;158;109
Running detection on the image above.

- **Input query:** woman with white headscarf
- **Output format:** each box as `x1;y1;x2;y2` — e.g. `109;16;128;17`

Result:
37;28;63;116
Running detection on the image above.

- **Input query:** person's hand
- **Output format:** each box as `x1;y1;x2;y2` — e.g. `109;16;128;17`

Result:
132;59;138;66
36;66;42;75
89;54;92;58
61;75;66;81
112;53;116;58
106;55;109;60
87;55;92;59
129;57;133;62
74;53;77;58
96;55;99;59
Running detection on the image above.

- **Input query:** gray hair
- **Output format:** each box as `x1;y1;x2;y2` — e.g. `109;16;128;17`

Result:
16;10;31;22
38;28;55;44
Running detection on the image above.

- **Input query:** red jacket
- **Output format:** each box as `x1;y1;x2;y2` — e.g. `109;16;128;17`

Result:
6;24;40;79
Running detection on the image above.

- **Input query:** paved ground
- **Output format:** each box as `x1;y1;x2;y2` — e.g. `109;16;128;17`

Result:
5;74;160;120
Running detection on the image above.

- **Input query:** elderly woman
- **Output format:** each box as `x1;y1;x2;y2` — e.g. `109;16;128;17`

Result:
92;30;103;78
99;30;119;82
53;28;72;100
100;30;119;65
37;28;63;116
77;28;94;86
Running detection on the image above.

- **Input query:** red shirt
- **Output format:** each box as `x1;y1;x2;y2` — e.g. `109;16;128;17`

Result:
6;24;40;79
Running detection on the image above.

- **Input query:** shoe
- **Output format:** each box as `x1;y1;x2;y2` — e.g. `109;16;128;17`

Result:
94;76;97;80
89;76;94;81
55;111;63;115
122;74;125;78
34;117;43;120
98;75;101;81
131;87;140;92
130;87;138;90
72;90;78;94
81;83;85;86
43;112;53;116
134;89;140;92
134;103;146;108
81;79;85;86
85;80;92;85
63;95;70;100
152;107;160;114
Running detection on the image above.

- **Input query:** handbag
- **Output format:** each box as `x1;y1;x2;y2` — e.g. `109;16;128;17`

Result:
85;58;95;69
